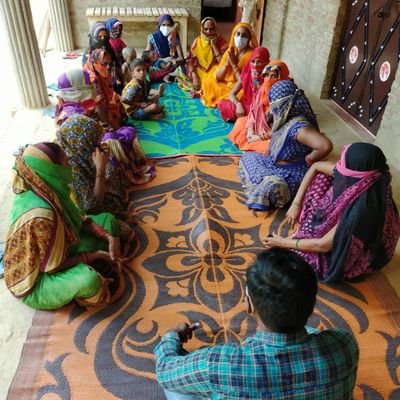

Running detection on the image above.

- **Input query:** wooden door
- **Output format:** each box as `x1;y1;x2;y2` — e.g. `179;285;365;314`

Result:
331;0;400;135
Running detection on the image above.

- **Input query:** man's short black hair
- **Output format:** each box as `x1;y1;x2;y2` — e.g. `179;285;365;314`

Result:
246;248;317;332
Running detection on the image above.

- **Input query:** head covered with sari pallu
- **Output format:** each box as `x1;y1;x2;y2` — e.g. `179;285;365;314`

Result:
105;17;123;39
226;22;258;53
105;17;126;62
102;126;155;185
148;14;180;58
56;69;97;125
296;142;400;282
260;60;291;109
83;22;119;67
5;143;83;297
56;114;127;218
89;22;108;46
268;80;318;163
239;46;270;112
269;80;318;131
85;48;124;129
86;48;112;80
201;22;258;108
191;17;228;73
243;60;291;145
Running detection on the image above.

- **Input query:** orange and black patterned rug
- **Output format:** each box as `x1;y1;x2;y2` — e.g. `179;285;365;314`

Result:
8;156;400;399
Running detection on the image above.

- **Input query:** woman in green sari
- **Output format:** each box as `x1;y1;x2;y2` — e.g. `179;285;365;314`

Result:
3;142;124;310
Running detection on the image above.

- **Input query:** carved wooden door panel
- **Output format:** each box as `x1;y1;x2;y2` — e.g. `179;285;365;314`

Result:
331;0;400;135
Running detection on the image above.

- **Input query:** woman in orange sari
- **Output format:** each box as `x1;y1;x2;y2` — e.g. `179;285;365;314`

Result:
201;22;258;108
84;48;125;130
228;60;290;153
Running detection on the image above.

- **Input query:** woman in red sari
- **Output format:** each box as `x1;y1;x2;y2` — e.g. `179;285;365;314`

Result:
228;60;290;153
218;46;270;122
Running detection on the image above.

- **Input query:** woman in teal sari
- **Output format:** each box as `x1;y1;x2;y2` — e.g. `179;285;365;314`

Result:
3;142;124;310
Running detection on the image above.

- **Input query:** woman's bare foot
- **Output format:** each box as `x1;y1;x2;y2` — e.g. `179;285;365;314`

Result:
149;112;164;120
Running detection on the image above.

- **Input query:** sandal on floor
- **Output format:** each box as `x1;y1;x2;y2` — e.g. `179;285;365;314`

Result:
62;51;81;59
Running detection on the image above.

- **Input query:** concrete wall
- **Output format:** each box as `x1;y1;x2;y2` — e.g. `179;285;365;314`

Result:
69;0;202;51
261;0;347;98
376;69;400;201
260;0;400;194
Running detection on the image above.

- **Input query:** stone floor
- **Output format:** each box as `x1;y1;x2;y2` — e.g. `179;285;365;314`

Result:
0;49;399;399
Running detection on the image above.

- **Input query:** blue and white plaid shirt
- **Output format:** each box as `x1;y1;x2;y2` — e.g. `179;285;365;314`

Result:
155;326;358;399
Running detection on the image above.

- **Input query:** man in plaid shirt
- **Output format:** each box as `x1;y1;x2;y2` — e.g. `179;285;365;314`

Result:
154;248;359;399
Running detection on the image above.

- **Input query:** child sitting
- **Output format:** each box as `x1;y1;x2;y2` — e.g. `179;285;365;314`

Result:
121;47;137;86
141;50;176;83
122;59;165;120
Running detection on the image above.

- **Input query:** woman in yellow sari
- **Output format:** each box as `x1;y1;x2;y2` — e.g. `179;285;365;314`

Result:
201;22;258;108
187;17;228;91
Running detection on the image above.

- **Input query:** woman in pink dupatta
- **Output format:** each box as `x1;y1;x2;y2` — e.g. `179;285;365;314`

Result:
264;143;400;282
228;60;290;153
217;46;269;122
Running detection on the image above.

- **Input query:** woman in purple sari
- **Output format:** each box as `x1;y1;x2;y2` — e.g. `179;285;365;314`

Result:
264;142;400;282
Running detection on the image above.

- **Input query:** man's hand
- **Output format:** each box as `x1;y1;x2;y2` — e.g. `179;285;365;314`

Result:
167;322;201;343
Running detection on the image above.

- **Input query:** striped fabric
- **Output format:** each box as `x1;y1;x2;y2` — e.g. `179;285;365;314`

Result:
155;327;358;399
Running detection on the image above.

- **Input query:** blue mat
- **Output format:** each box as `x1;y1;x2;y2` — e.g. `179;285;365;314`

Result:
127;83;241;157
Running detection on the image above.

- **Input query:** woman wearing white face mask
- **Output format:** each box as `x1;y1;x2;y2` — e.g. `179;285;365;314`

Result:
146;14;185;67
201;22;258;108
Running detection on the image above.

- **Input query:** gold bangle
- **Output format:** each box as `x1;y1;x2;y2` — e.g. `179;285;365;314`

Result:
295;239;301;249
292;201;301;207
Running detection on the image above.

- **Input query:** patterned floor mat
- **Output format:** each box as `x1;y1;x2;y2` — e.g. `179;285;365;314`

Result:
127;83;241;157
8;156;400;399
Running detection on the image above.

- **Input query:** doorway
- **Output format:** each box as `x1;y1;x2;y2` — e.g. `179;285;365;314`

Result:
330;0;400;135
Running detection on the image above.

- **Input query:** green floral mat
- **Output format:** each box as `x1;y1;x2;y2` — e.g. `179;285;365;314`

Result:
127;83;241;157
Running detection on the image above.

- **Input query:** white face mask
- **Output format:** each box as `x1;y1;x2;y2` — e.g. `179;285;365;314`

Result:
160;26;173;37
234;36;249;49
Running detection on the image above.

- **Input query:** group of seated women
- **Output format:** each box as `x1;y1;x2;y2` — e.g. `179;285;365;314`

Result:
2;14;400;312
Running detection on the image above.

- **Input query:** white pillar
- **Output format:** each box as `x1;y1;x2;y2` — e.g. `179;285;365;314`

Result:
0;0;49;108
48;0;73;52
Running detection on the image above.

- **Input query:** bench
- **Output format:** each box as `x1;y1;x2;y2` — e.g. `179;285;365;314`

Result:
85;6;189;55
